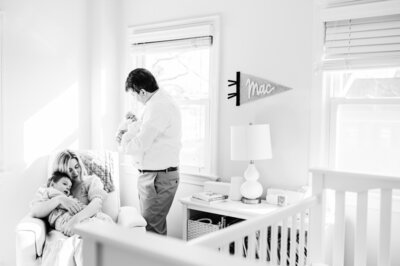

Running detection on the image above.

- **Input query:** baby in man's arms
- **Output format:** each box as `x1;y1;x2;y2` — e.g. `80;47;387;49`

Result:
42;171;113;233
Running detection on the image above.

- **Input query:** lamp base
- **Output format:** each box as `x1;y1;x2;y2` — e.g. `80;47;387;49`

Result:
241;197;262;204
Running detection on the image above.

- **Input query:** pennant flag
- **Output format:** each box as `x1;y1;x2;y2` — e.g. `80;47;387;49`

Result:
227;72;292;106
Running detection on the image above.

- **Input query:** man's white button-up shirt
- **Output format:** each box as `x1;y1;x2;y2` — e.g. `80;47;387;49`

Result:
121;89;182;170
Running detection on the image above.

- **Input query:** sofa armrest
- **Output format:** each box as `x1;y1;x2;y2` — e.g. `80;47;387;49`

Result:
117;206;147;228
16;216;46;259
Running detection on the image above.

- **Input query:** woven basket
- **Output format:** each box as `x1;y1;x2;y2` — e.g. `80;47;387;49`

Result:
187;218;220;240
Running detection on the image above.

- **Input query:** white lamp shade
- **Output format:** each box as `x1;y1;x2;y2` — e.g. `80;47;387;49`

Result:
231;124;272;161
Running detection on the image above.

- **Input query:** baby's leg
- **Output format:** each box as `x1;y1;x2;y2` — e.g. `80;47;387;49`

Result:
79;212;114;225
55;212;74;232
93;212;114;223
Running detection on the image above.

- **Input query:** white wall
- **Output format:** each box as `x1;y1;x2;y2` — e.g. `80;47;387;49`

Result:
88;0;124;150
0;0;92;265
123;0;313;189
0;0;92;171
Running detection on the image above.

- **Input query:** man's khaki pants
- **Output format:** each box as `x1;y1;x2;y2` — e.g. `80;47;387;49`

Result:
137;171;179;235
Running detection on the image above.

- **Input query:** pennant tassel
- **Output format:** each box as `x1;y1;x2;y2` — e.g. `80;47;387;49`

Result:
227;72;242;106
228;80;237;87
227;93;237;99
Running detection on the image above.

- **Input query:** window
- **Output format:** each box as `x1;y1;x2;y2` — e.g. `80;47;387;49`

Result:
324;68;400;175
313;2;400;176
128;17;219;176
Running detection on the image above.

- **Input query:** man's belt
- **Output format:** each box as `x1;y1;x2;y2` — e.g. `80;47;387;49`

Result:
138;167;179;173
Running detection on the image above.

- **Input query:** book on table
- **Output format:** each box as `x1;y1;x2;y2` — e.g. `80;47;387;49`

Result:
190;197;228;205
191;191;228;202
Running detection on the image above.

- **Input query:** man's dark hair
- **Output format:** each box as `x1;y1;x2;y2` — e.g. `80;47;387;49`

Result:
47;170;71;187
125;68;159;93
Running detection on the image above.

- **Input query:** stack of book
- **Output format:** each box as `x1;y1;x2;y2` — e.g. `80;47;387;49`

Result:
191;191;228;205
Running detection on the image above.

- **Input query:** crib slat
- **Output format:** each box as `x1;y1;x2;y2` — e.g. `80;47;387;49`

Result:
81;238;98;266
354;191;368;266
298;211;306;266
234;238;242;258
289;215;297;266
379;189;392;266
259;228;267;263
247;232;256;260
271;224;278;265
222;242;232;255
333;190;345;266
309;171;325;263
280;218;288;266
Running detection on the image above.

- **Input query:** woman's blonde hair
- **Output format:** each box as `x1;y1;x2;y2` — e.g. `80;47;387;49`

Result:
52;149;88;179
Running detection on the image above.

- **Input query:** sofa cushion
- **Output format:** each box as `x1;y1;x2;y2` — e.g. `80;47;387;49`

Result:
102;190;119;222
79;150;116;193
117;206;147;227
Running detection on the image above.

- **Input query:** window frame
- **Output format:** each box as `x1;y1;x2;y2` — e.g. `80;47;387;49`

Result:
127;16;220;178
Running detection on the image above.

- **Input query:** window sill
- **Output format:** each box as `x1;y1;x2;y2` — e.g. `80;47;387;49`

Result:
119;162;220;185
180;172;220;186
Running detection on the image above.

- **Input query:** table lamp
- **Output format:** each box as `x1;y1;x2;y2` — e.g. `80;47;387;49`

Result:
231;124;272;204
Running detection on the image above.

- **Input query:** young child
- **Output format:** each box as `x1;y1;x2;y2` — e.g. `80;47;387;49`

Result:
44;171;113;233
115;111;138;144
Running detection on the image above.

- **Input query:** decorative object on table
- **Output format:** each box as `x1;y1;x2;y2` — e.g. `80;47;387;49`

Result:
285;186;309;205
231;124;272;204
266;188;288;206
79;150;116;193
227;72;292;106
229;176;244;201
266;187;308;206
191;191;228;204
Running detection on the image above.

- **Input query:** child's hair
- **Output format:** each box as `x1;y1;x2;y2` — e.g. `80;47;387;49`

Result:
47;171;72;187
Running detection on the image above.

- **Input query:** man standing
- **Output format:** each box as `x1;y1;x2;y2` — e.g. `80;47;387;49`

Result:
119;68;182;235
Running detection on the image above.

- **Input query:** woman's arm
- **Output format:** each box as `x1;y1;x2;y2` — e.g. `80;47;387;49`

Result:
30;196;62;218
62;198;102;236
63;175;107;236
73;197;102;222
30;196;83;218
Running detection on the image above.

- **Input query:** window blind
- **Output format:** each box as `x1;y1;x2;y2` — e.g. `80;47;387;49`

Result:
323;0;386;8
323;14;400;69
132;36;212;53
130;22;214;53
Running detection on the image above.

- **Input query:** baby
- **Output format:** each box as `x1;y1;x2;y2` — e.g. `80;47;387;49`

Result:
44;171;113;233
115;111;138;144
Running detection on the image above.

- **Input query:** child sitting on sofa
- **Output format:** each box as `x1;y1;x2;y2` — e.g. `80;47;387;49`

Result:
41;171;113;233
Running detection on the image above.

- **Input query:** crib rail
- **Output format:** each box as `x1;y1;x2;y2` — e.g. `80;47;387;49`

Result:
75;168;400;266
310;168;400;266
76;221;262;266
189;196;318;266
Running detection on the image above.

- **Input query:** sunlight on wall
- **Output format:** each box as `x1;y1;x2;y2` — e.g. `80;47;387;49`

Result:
24;84;79;166
101;68;107;117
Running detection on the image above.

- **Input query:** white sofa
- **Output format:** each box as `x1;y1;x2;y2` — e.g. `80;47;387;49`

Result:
14;150;146;266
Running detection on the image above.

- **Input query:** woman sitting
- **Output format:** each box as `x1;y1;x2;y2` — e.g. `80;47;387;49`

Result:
30;149;110;265
40;170;113;234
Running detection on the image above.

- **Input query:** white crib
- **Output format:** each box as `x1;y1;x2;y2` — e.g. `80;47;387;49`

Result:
76;168;400;266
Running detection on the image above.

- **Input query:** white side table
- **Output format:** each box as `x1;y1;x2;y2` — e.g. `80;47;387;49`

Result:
180;196;280;241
